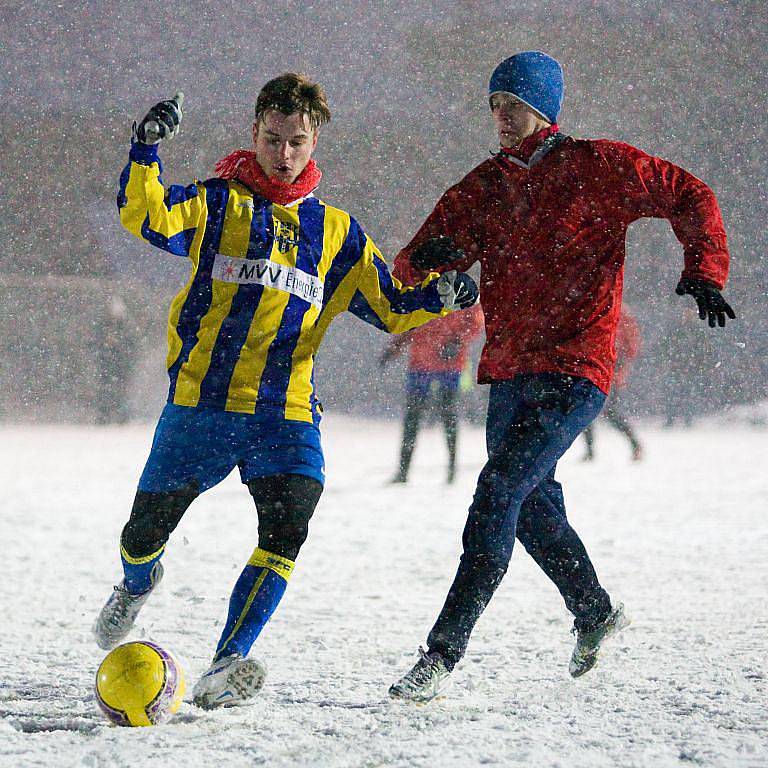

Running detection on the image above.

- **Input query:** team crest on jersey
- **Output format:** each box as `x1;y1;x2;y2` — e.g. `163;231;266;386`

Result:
273;219;300;253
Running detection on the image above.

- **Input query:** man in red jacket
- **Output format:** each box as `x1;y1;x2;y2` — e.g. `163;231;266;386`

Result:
389;51;735;702
581;309;643;461
381;304;484;484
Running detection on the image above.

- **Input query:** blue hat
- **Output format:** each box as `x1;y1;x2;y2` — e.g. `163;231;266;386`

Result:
488;51;564;123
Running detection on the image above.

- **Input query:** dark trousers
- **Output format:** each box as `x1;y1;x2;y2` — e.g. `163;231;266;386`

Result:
427;374;612;666
396;383;459;481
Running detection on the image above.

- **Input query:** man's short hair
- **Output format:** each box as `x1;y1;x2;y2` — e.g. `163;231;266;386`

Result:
255;73;331;129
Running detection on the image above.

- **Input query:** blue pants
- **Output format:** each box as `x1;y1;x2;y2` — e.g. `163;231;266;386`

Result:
138;404;325;493
427;373;612;665
405;371;461;397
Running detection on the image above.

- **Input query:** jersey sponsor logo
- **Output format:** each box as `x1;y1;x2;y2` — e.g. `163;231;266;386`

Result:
213;254;324;307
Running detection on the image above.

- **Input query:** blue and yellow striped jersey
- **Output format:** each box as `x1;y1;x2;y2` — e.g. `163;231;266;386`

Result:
118;142;449;423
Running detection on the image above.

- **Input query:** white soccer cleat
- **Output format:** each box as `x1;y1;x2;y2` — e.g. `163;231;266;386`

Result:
192;654;267;709
92;563;164;651
569;602;630;678
389;647;452;703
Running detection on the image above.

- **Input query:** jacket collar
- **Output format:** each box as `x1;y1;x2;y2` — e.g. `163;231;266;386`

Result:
496;124;566;170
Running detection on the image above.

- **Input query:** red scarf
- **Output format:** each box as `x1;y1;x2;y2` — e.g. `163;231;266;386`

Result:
500;123;560;163
215;150;322;205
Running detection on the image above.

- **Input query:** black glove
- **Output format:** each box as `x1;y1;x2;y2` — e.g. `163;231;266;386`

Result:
411;236;464;271
675;277;736;328
133;91;184;145
437;271;479;311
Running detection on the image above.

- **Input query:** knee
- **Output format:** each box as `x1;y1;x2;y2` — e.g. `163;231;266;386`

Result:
121;485;198;557
248;474;323;561
463;497;523;568
259;508;311;560
516;513;569;557
459;550;511;588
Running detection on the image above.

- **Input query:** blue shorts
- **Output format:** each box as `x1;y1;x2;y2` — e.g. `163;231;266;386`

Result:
405;371;461;397
138;404;325;493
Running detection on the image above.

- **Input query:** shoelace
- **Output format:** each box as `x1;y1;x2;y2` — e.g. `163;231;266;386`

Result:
409;647;441;685
207;655;241;676
106;585;134;626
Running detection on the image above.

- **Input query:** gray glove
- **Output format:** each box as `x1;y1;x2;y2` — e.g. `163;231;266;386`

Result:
437;270;479;311
133;91;184;145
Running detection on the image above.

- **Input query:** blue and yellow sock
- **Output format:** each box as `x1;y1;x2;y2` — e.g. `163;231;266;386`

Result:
214;547;294;661
121;543;165;595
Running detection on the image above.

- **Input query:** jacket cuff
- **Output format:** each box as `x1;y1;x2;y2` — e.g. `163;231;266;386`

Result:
422;279;450;314
129;140;161;166
680;269;725;291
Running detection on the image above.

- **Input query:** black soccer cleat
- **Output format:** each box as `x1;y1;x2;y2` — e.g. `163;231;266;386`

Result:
569;602;630;678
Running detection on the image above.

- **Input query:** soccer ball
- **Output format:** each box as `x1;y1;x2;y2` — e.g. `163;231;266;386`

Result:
95;641;185;726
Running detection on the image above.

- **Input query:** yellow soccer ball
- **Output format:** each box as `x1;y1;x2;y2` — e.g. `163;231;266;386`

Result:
95;641;185;726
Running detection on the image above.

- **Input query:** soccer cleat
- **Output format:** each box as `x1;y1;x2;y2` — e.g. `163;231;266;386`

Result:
569;602;630;678
192;654;267;709
389;647;452;703
93;562;164;651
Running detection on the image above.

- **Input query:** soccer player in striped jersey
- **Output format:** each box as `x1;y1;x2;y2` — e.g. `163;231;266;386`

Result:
93;73;478;709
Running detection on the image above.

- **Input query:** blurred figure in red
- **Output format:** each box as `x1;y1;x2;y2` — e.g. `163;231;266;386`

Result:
382;304;484;483
581;309;643;461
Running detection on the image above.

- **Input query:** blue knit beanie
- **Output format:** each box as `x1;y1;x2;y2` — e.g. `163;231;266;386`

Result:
488;51;564;123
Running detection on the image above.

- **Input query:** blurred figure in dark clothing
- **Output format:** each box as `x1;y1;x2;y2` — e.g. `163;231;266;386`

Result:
96;296;135;424
582;309;643;461
663;306;715;427
381;304;483;484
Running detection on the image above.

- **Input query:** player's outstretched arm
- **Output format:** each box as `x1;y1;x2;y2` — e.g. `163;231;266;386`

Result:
350;236;478;335
118;91;203;258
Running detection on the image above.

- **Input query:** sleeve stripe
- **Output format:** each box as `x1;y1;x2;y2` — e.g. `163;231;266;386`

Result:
347;289;388;331
164;183;200;210
139;217;198;256
321;218;365;308
368;253;442;314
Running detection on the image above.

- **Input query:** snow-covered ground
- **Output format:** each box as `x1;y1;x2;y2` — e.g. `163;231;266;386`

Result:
1;416;766;768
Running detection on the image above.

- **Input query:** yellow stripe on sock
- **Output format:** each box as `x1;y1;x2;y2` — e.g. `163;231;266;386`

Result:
120;544;165;565
218;568;270;656
247;547;295;581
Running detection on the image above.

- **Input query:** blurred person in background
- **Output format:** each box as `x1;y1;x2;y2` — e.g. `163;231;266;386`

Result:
581;308;643;461
95;296;135;425
389;51;735;702
92;73;478;709
663;305;715;427
381;303;484;484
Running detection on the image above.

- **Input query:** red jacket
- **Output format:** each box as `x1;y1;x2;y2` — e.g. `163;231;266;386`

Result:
385;304;484;373
613;310;641;389
393;130;729;393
